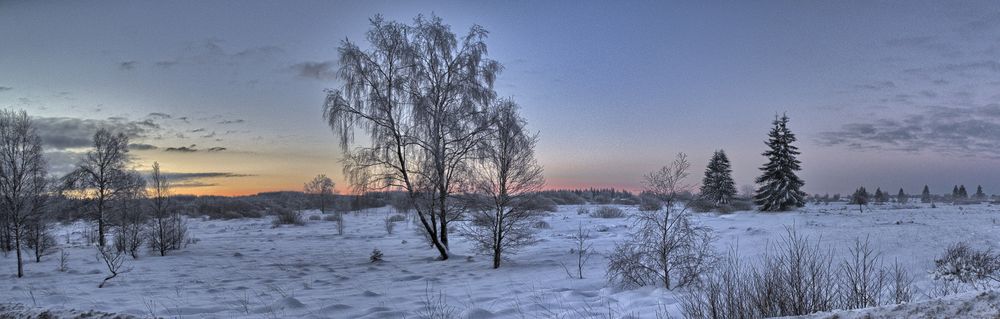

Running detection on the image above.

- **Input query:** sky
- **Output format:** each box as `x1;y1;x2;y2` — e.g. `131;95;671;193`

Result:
4;1;1000;196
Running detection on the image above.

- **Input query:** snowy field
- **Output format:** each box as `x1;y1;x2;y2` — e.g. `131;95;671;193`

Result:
3;202;1000;318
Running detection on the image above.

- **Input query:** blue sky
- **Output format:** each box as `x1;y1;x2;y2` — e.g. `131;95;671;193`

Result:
4;1;1000;195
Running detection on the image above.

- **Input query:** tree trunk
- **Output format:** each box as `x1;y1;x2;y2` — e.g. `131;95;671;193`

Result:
97;203;106;247
15;223;23;278
493;247;501;269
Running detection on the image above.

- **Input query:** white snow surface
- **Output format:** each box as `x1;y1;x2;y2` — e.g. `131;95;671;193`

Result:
3;202;1000;318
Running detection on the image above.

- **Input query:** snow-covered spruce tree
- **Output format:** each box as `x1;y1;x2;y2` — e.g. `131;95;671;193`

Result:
958;185;968;199
921;185;931;203
753;114;806;211
699;150;736;206
976;185;986;200
897;188;907;204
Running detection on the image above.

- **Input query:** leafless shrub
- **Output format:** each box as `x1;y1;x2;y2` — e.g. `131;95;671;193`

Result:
681;231;914;318
562;223;594;279
609;153;716;290
271;209;304;227
308;215;321;221
57;249;68;272
146;162;186;256
590;206;625;219
840;237;888;309
932;242;1000;290
97;244;127;288
576;206;590;215
416;284;456;319
890;259;913;304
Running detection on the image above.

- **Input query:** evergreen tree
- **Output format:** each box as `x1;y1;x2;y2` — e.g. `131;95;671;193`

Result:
851;186;869;213
699;150;737;205
753;114;806;211
897;188;907;204
874;187;885;204
976;185;986;199
952;185;959;198
959;185;968;198
921;185;931;203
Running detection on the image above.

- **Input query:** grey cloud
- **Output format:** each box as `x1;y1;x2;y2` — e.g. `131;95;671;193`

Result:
147;112;172;119
206;147;226;152
32;116;158;150
128;143;159;151
0;86;12;92
218;119;244;124
119;61;138;70
164;145;198;152
818;105;1000;158
290;61;336;80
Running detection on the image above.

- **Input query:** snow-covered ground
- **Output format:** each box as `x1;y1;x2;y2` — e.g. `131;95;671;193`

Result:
3;202;1000;318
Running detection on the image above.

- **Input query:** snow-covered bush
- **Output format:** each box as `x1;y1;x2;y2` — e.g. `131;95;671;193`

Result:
272;208;304;227
590;206;625;218
576;206;590;215
932;242;1000;290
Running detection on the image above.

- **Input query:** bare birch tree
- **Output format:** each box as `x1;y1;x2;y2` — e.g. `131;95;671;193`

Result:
62;128;131;247
323;14;500;260
466;100;544;268
147;162;185;256
0;109;48;277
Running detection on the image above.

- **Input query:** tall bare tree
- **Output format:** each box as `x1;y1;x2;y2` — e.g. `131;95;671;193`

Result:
304;174;335;213
467;100;544;269
323;14;500;260
63;128;131;247
0;109;48;277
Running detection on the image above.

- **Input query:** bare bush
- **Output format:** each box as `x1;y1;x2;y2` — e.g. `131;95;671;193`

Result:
576;206;590;215
271;208;304;227
681;230;915;318
58;249;68;272
562;223;594;279
608;153;716;290
146;162;186;256
840;237;888;309
589;206;625;219
97;244;127;288
932;242;1000;290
